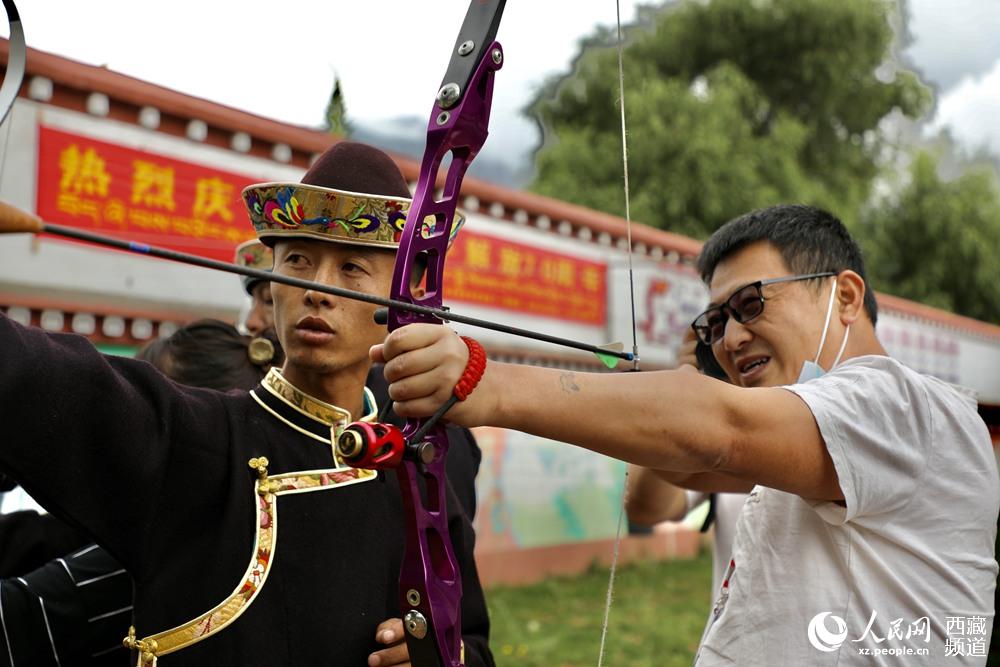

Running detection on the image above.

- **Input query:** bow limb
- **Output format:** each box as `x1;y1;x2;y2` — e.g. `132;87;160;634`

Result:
0;0;25;216
384;4;506;666
0;0;25;128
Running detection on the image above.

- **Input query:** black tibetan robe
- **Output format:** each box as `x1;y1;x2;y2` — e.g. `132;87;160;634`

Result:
0;313;493;666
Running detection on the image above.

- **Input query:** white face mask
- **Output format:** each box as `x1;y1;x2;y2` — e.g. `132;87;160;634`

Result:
797;277;850;383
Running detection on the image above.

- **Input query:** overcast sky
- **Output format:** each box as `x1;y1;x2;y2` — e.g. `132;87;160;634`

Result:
5;0;999;166
905;0;1000;154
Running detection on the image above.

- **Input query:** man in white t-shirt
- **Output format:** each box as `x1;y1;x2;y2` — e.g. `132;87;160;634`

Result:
377;204;999;665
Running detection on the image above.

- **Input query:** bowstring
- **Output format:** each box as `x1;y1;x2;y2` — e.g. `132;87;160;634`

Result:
597;1;639;665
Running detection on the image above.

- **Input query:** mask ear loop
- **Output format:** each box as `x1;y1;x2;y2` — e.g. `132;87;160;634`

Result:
813;278;838;366
831;324;851;369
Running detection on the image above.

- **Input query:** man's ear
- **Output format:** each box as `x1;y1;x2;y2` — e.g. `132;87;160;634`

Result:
836;270;866;325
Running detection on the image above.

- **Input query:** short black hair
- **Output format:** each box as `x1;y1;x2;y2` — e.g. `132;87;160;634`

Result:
137;319;284;391
697;204;877;325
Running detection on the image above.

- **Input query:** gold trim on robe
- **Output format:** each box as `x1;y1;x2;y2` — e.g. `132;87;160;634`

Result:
124;371;379;665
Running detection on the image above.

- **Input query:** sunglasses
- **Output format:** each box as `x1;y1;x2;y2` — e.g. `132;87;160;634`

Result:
691;272;836;345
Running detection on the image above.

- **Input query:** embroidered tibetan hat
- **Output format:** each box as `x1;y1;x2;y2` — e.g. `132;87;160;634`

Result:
233;239;273;295
242;141;463;248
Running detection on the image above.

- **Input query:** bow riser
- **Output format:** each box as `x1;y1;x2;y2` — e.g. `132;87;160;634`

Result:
395;436;461;667
387;41;503;331
385;37;504;667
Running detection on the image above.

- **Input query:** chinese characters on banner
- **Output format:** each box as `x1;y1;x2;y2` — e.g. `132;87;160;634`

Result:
444;231;607;325
36;126;260;262
36;125;609;324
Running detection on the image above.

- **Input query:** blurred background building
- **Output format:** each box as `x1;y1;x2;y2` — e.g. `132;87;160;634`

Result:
2;41;998;585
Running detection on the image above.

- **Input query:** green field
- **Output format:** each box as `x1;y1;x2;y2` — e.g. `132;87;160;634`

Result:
487;552;713;666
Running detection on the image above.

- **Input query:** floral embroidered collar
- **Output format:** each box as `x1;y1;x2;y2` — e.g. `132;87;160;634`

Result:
250;368;377;445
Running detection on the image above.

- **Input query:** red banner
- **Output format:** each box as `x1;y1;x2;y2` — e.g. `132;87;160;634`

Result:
35;126;606;323
36;126;259;262
444;231;606;325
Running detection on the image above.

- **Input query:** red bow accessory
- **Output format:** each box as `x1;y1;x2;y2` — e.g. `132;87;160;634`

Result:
454;337;486;401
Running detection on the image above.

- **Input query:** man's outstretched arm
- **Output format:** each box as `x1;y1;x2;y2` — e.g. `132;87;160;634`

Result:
376;324;843;502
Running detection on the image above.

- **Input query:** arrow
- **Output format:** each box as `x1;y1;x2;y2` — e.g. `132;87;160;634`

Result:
0;201;633;364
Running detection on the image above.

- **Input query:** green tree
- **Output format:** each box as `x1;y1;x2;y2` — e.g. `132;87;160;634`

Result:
528;0;930;239
324;74;351;137
861;150;1000;325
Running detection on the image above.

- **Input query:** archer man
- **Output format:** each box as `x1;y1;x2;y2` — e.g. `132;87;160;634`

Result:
0;142;495;667
378;204;998;665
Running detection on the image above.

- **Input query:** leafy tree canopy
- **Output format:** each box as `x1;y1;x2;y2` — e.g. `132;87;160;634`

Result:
528;0;931;239
862;150;1000;325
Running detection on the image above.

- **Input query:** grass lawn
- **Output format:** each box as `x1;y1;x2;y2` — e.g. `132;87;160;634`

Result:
487;551;713;666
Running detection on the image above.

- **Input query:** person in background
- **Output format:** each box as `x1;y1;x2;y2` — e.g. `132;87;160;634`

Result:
0;474;90;578
138;318;283;390
234;239;275;337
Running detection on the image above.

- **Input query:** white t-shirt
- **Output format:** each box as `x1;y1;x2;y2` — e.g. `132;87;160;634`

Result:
696;355;999;666
685;490;748;590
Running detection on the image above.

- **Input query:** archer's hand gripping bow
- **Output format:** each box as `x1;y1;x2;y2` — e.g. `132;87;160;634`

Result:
336;3;507;666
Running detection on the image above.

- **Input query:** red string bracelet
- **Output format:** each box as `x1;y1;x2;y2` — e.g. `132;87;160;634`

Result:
454;336;487;401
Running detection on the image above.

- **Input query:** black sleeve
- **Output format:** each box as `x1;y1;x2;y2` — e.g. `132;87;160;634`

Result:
444;426;482;522
0;313;228;571
0;544;131;667
0;510;90;578
448;484;495;667
0;474;15;492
